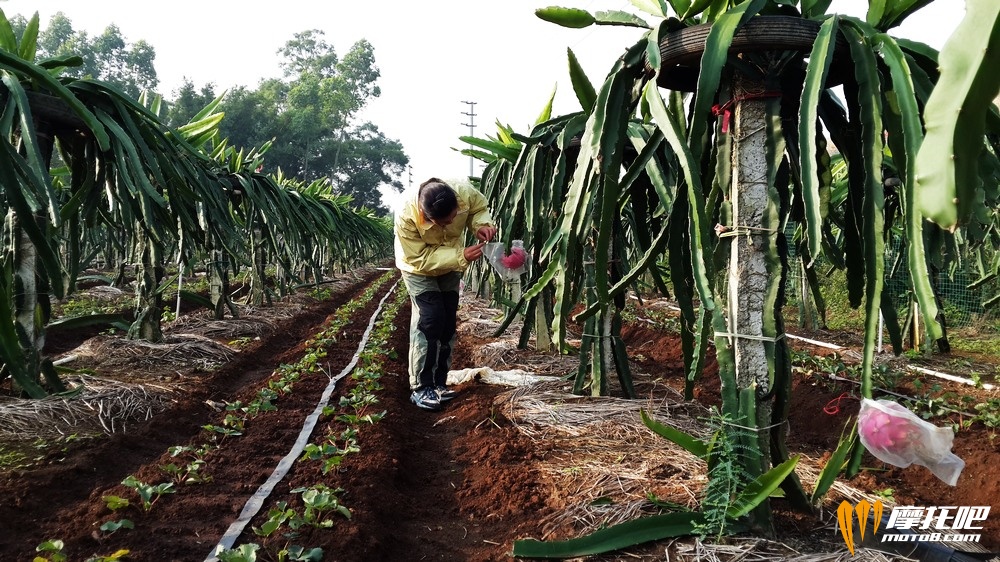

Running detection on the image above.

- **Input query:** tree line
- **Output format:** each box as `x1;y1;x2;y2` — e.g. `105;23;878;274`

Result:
9;11;407;214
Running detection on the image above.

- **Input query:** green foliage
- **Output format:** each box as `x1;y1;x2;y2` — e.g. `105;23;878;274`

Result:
568;47;598;114
202;423;243;439
0;446;29;470
915;0;1000;230
102;495;130;512
535;7;597;28
0;9;396;397
308;287;332;301
215;544;260;562
55;293;129;317
97;519;134;534
810;422;857;505
972;399;1000;429
22;12;158;98
120;475;175;512
160;458;212;485
290;484;352;526
695;411;755;537
217;33;407;213
278;546;323;562
513;512;732;558
873;487;896;502
33;540;67;562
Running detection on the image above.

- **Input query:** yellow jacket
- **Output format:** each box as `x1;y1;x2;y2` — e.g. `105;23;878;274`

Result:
394;183;495;276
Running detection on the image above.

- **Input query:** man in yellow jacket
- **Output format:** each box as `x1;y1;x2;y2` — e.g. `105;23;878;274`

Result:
394;178;496;411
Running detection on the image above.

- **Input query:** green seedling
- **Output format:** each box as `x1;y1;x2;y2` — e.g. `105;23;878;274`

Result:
161;459;211;484
168;444;215;460
202;423;242;438
278;546;323;561
228;336;254;348
121;475;175;512
269;378;294;394
974;399;1000;428
102;495;130;512
98;519;134;534
253;501;294;537
222;413;245;431
335;410;385;425
215;543;259;562
34;539;67;562
873;487;896;502
340;389;379;411
290;484;351;527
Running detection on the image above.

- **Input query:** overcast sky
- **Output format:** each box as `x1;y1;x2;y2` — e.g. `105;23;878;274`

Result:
1;0;963;202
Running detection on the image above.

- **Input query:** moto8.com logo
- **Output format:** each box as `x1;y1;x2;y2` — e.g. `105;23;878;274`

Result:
837;499;989;556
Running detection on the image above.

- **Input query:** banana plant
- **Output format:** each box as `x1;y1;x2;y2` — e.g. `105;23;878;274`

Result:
474;0;1000;544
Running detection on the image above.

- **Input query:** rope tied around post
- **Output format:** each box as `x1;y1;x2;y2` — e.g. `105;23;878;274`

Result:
711;90;783;134
713;331;786;343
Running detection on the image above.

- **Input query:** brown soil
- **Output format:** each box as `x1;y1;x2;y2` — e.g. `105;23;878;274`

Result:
0;273;998;561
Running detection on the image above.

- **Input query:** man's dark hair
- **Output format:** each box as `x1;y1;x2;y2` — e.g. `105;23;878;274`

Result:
418;178;458;220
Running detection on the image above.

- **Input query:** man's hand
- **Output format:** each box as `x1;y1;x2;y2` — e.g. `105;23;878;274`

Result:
464;242;486;262
476;226;497;242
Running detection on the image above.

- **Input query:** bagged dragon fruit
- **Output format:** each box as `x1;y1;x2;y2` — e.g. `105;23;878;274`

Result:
483;240;528;282
857;398;965;486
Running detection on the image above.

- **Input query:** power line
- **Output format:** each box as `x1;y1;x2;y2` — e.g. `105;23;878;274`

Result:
460;100;477;178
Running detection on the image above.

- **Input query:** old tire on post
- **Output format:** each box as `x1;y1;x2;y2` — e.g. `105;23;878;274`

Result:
652;15;850;91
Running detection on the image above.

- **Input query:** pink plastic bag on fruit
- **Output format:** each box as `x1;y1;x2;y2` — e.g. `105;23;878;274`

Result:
483;240;528;282
857;398;965;486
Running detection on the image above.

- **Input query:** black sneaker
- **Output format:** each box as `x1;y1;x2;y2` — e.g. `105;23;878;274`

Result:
435;386;458;402
410;387;442;411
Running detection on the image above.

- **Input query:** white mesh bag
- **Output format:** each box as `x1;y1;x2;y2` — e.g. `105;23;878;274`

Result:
857;398;965;486
483;240;528;282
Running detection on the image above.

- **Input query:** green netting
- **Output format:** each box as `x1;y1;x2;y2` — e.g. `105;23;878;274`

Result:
782;225;1000;336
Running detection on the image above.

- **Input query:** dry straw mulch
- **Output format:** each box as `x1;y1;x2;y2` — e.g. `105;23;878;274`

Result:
458;295;921;561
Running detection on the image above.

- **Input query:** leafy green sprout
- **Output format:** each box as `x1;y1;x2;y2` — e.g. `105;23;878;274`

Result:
98;519;134;535
253;501;295;537
215;543;260;562
160;459;212;484
290;484;352;526
228;336;255;348
102;495;130;512
120;475;175;512
202;423;242;439
34;540;67;562
278;546;323;561
873;487;896;502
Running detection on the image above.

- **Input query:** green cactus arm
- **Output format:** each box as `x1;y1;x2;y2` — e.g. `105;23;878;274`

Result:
914;0;1000;230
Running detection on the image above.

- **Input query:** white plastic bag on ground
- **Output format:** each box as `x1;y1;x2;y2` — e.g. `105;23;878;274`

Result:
857;398;965;486
447;367;559;387
483;240;528;282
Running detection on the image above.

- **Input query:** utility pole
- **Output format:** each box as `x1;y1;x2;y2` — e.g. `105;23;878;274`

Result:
407;164;413;188
461;100;477;177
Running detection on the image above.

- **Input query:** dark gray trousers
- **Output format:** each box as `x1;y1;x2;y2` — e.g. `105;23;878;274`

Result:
401;271;462;390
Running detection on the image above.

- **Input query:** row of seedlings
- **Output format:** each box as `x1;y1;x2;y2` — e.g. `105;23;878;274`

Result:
33;272;395;562
220;282;409;561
